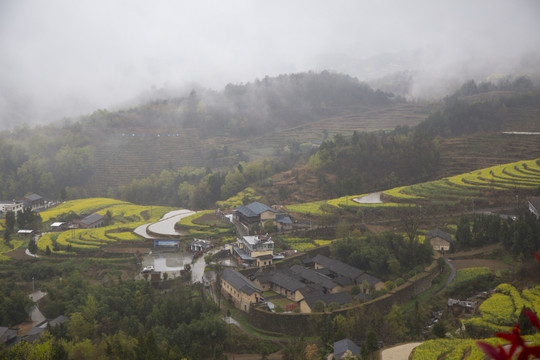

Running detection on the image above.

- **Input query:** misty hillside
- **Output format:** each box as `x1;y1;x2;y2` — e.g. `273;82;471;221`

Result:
0;72;539;207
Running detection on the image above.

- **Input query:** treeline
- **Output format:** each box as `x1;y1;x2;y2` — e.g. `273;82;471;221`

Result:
0;71;393;201
0;280;34;327
309;127;440;196
418;77;540;138
1;273;228;359
454;212;540;258
107;159;291;209
331;231;433;279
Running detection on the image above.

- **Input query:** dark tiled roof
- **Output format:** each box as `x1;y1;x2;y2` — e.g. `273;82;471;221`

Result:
303;291;352;308
296;268;340;291
334;338;361;360
275;213;293;224
425;228;453;243
312;254;364;281
235;202;275;218
24;193;43;202
270;272;305;292
80;213;104;226
222;269;261;295
357;272;382;287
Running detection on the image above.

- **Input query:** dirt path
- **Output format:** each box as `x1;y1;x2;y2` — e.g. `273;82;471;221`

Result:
381;342;423;360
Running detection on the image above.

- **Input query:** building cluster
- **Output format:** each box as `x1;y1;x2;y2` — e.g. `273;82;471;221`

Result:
220;254;383;313
232;201;293;233
0;193;49;216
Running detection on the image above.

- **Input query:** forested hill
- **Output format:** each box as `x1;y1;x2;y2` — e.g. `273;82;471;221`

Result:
85;71;395;136
0;72;398;200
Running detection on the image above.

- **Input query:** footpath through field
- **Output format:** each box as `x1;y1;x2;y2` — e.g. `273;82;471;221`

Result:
134;209;195;238
381;342;423;360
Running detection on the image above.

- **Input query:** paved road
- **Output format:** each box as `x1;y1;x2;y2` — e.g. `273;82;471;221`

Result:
146;209;195;236
381;342;423;360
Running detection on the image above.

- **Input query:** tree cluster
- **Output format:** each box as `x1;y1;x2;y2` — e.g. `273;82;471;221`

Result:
454;212;540;258
0;273;228;359
309;127;440;197
331;231;433;279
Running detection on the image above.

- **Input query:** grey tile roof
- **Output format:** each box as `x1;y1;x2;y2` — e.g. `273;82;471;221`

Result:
222;269;261;295
24;193;43;202
425;228;453;243
80;213;104;226
303;291;352;308
235;202;275;217
312;254;364;280
334;338;361;360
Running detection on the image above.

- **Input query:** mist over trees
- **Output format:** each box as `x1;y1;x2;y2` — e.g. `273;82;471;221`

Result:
0;73;537;205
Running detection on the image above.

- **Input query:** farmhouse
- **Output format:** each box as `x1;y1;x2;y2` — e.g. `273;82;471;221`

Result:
529;196;540;219
312;254;384;292
299;291;352;313
333;338;361;360
251;263;356;311
232;201;293;233
79;213;105;229
426;228;453;251
252;270;306;302
447;298;477;315
22;193;46;210
190;238;212;252
0;200;23;215
50;222;68;231
221;269;262;312
232;234;284;267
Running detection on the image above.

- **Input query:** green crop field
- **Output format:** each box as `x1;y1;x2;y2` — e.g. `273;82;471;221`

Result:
37;198;175;253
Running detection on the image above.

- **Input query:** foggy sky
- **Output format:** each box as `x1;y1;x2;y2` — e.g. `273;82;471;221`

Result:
1;0;539;129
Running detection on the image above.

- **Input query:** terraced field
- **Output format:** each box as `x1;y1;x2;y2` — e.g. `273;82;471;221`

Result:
383;158;540;204
411;283;540;360
37;199;175;254
286;158;540;216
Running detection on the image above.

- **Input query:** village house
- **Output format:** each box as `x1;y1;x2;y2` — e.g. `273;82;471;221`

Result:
252;270;306;302
528;196;540;219
447;298;477;316
79;213;105;229
221;269;262;312
50;222;68;231
333;338;361;360
299;291;352;313
312;254;384;292
231;234;284;267
426;228;453;252
21;193;46;211
232;201;293;233
0;200;23;216
190;238;212;252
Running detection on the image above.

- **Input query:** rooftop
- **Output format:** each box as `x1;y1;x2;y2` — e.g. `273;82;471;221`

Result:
222;269;262;295
234;201;275;217
426;228;453;243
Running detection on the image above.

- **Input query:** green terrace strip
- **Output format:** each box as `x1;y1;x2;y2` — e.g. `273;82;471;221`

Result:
462;284;540;332
176;210;234;237
449;267;492;289
382;158;540;203
37;198;175;253
40;198;129;222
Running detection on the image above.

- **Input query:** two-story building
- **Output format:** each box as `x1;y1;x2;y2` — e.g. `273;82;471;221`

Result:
221;269;262;312
232;234;284;267
0;200;24;216
232;201;293;233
